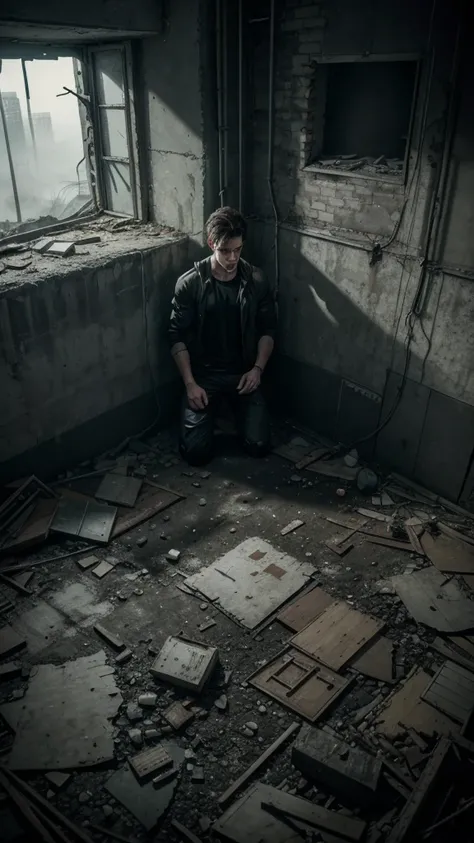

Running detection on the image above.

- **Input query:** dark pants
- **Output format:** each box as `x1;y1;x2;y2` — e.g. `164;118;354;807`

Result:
179;370;270;466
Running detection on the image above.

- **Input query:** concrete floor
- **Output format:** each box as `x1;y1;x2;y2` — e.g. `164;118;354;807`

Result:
0;427;435;841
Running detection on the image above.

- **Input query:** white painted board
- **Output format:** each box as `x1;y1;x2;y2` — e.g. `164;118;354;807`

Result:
184;538;315;629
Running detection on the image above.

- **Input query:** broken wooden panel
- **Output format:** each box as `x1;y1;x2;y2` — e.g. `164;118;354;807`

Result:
163;701;194;731
150;636;219;693
248;646;351;723
421;661;474;724
291;602;384;671
106;742;184;831
184;538;314;629
51;497;117;544
95;473;143;508
351;636;395;684
374;669;460;739
391;567;474;632
214;782;350;843
277;587;335;633
0;650;123;770
292;724;382;806
112;486;182;538
0;497;58;554
420;531;474;574
260;788;366;841
129;745;173;782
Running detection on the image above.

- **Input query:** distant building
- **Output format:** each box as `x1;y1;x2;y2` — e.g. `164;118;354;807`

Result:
32;112;54;147
0;91;26;152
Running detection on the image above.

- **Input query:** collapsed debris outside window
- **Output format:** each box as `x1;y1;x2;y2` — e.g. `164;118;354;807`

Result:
0;55;93;237
310;58;418;178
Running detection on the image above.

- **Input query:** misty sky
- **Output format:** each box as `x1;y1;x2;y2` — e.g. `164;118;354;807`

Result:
1;57;81;144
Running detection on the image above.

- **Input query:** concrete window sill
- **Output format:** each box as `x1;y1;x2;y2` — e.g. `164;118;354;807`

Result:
302;163;405;188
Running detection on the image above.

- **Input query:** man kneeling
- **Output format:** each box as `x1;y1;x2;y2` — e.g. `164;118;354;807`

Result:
169;207;276;466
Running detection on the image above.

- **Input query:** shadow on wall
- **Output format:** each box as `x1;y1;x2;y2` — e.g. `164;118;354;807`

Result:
249;220;474;507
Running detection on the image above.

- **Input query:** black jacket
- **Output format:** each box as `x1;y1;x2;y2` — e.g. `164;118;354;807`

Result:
168;257;277;369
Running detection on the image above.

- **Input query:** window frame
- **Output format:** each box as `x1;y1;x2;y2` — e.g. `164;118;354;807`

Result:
86;41;143;220
303;52;421;186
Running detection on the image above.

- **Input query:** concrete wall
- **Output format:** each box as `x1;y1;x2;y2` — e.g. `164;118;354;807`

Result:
242;0;474;505
141;0;219;237
0;234;195;482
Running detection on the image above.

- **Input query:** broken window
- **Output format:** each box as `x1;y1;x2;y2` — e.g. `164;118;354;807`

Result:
87;44;142;219
0;41;141;239
0;54;93;236
309;59;418;178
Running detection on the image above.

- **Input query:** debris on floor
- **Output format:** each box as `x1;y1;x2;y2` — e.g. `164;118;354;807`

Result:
0;423;473;841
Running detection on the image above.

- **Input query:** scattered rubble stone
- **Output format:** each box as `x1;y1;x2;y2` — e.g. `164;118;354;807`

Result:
127;703;143;722
136;536;148;547
138;692;157;707
215;694;228;711
128;728;143;747
191;766;205;782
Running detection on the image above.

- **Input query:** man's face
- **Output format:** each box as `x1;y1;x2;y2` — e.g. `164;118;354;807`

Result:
210;235;243;273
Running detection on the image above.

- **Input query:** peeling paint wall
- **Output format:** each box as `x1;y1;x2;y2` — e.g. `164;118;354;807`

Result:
0;236;194;481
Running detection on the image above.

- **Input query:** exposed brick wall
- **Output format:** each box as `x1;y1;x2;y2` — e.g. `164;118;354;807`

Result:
250;0;431;242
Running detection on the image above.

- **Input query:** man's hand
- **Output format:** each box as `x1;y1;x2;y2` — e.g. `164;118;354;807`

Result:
237;366;261;395
186;381;209;411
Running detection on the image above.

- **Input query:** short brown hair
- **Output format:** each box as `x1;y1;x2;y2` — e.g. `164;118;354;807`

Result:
206;207;247;246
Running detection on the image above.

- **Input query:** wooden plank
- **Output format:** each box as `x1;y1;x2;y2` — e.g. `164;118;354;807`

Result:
422;661;474;723
438;522;474;547
217;722;300;806
291;602;384;671
357;508;392;522
375;669;460;739
277;587;335;632
112;488;181;538
432;638;474;673
367;536;413;551
261;790;366;841
0;572;32;595
0;625;26;659
170;819;203;843
249;646;351;723
421;531;474;574
406;525;425;556
0;770;57;843
2;767;95;843
385;739;453;843
0;497;58;554
351;636;395;683
280;519;305;536
295;447;330;470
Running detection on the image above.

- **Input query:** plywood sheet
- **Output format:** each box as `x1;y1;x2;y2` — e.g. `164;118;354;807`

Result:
351;636;395;683
184;538;314;629
96;473;143;508
421;531;474;574
291;602;384;670
1;497;58;553
214;783;342;843
374;669;460;739
277;587;335;632
112;487;182;538
0;650;122;770
249;646;351;723
421;660;474;723
392;567;474;632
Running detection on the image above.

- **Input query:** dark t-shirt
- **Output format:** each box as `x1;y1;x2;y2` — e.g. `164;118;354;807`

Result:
199;275;243;373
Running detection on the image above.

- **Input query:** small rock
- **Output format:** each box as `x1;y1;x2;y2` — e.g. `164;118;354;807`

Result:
138;693;157;707
258;705;267;714
199;498;207;506
10;689;24;700
242;727;254;737
290;475;302;483
46;790;55;800
336;488;346;497
245;721;258;732
200;471;211;479
344;448;359;467
192;766;205;783
126;703;143;722
214;694;228;711
192;482;201;488
200;603;208;610
229;527;236;533
191;735;202;750
78;791;90;803
128;728;143;746
103;805;114;818
136;536;148;547
185;748;196;761
133;588;144;596
199;816;211;833
144;728;160;740
166;548;181;562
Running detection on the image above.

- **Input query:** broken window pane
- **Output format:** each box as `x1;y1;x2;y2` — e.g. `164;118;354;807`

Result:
102;159;133;216
0;56;93;235
313;60;417;177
